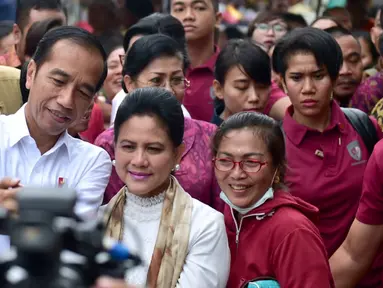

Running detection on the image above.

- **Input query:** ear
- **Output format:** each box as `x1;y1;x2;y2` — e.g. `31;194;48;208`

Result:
281;78;288;95
123;74;136;93
25;60;37;90
213;79;224;100
215;12;222;28
12;24;21;45
175;143;185;165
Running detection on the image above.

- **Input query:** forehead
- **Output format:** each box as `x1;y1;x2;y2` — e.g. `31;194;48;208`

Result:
172;0;212;6
312;19;337;30
119;115;170;142
225;65;249;80
218;128;267;154
141;56;184;74
286;52;321;71
28;9;66;29
336;35;360;53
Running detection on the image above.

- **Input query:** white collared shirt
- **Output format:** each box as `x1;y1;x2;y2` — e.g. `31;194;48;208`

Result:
110;89;191;127
0;105;112;219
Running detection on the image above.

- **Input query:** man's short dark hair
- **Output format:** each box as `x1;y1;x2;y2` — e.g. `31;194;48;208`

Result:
32;26;107;93
16;0;65;32
169;0;219;13
324;25;353;39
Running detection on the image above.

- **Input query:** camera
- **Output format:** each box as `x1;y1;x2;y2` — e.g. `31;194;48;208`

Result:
0;187;141;288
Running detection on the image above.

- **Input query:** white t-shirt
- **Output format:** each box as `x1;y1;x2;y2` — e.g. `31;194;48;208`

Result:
0;105;112;253
110;89;191;127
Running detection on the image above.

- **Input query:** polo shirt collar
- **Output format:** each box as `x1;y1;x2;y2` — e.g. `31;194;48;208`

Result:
283;100;348;146
188;45;220;73
9;104;72;160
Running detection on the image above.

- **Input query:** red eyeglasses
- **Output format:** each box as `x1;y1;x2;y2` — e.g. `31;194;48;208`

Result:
213;158;267;173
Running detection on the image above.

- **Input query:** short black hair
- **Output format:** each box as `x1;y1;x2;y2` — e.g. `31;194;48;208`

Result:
16;0;65;32
280;12;307;28
97;32;124;58
122;34;188;93
125;0;154;19
214;39;271;108
123;13;186;52
353;30;379;68
324;25;353;38
212;112;286;190
114;87;184;147
24;17;64;58
272;27;343;81
32;26;107;92
215;39;271;85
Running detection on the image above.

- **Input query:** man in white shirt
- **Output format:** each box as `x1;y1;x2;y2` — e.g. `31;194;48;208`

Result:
0;26;112;225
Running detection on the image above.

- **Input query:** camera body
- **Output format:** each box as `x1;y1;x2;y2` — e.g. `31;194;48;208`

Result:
0;187;140;288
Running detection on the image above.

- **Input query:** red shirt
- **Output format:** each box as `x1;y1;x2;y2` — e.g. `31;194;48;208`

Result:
79;103;104;144
264;81;288;115
225;191;334;288
184;47;220;122
284;101;383;287
357;139;383;224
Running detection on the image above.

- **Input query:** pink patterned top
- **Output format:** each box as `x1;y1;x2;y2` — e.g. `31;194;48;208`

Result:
94;117;224;212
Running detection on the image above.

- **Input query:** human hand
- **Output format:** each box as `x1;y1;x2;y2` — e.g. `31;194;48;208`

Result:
0;177;22;213
93;277;137;288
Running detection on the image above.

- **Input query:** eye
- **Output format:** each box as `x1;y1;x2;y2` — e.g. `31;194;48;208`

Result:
273;24;286;33
147;147;163;153
243;160;261;168
173;6;184;13
171;77;184;86
121;144;135;151
256;23;269;31
52;78;64;86
235;85;248;91
289;75;302;82
194;4;206;11
216;158;233;166
149;77;162;86
313;74;325;80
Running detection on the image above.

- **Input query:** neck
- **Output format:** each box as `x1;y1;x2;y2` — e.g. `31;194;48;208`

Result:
334;95;352;108
221;108;232;121
187;35;215;68
24;104;61;155
292;105;332;132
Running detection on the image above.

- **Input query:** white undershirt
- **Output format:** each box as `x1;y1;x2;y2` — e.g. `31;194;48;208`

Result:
121;190;230;288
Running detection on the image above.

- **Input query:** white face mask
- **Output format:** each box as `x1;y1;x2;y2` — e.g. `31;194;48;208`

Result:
220;169;278;215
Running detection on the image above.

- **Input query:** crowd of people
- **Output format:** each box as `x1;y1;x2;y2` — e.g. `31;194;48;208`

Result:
2;0;383;287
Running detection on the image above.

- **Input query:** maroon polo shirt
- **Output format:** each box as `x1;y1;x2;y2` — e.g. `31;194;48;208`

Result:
357;139;383;225
284;101;383;287
184;47;220;122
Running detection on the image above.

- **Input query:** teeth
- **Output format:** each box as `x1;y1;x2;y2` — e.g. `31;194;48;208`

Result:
230;185;249;190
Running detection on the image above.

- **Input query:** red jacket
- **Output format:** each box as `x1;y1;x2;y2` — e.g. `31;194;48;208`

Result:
225;191;334;288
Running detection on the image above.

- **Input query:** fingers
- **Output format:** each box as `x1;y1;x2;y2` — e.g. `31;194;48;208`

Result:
0;178;21;189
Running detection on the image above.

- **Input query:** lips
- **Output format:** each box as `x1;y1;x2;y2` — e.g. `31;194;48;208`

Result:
229;184;252;193
48;108;71;123
183;25;196;32
129;171;152;181
244;108;261;113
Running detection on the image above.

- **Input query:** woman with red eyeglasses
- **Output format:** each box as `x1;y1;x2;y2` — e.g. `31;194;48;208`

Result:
212;111;334;288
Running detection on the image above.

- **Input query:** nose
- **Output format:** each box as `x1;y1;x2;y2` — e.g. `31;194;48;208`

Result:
248;87;260;104
266;27;275;36
302;77;315;93
230;163;247;180
339;61;352;76
131;149;147;167
184;7;195;21
56;87;75;110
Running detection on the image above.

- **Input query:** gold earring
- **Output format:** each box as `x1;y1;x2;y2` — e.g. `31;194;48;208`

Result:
330;92;334;101
274;175;280;184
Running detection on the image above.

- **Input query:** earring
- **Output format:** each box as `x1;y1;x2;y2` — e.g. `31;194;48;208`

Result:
112;160;116;166
172;164;180;172
330;92;334;101
274;175;280;184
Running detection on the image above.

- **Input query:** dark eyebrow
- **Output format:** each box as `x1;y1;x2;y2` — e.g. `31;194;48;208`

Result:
346;52;361;58
49;68;70;78
192;0;208;5
50;68;96;94
219;152;264;157
172;1;185;5
119;139;165;147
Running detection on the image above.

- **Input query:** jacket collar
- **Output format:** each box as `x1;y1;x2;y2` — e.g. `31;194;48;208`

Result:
283;100;349;146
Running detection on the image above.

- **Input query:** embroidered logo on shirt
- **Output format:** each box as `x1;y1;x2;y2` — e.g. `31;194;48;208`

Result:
347;140;362;161
58;177;65;187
